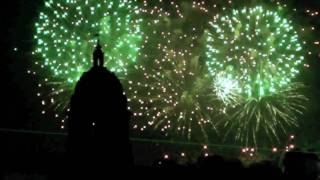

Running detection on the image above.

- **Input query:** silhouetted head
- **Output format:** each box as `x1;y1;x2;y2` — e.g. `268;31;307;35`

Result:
197;155;224;169
247;160;283;180
282;151;320;180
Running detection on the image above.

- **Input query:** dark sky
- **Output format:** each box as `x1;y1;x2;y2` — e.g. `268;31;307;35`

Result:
0;0;43;129
0;0;319;144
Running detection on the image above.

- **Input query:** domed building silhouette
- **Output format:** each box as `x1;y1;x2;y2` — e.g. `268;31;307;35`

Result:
67;40;132;171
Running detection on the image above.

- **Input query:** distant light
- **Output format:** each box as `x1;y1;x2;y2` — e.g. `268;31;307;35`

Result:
13;47;18;52
290;135;295;139
181;152;185;157
272;147;278;152
289;144;295;149
164;154;169;159
204;153;209;157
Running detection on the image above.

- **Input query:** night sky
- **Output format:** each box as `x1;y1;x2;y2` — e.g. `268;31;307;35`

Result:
1;0;320;160
1;0;43;130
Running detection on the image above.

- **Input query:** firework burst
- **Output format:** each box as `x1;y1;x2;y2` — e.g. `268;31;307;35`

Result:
205;6;308;146
32;0;142;126
127;30;220;142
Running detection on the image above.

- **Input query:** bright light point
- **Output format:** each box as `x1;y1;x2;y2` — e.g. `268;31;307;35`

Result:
214;73;240;104
203;145;208;150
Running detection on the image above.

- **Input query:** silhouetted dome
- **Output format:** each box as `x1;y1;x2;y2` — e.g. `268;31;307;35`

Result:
67;66;132;169
72;66;127;110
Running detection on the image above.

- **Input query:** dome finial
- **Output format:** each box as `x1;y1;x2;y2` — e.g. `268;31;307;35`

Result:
93;33;104;67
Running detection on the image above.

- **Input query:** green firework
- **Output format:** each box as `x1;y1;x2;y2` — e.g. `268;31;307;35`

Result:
223;83;307;146
126;29;220;142
205;6;308;146
206;6;304;100
33;0;142;118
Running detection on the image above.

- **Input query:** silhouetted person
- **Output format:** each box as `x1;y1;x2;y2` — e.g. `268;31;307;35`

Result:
283;150;319;180
197;155;226;176
67;41;132;176
246;160;283;180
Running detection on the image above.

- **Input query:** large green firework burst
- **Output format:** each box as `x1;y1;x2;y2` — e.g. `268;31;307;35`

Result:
205;6;308;146
33;0;142;120
206;6;304;100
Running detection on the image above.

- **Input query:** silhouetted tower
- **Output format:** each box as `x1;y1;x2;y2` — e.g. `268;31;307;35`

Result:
93;37;104;67
67;39;133;174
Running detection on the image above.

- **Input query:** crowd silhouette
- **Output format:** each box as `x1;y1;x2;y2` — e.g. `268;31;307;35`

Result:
143;151;319;179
